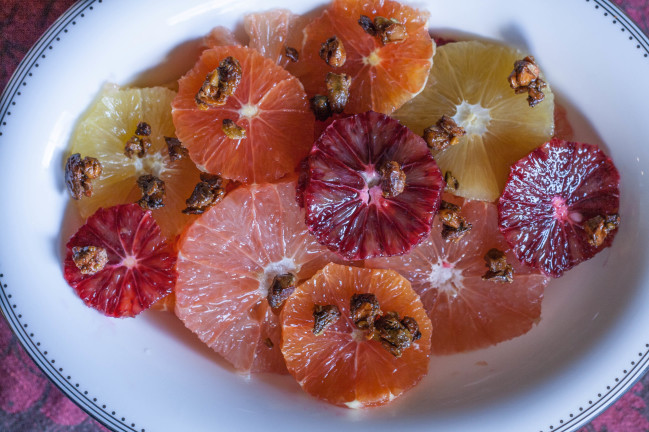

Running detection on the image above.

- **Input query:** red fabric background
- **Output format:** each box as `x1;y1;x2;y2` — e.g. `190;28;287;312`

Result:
1;0;648;431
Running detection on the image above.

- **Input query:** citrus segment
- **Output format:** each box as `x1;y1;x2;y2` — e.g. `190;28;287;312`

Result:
64;204;177;318
303;111;445;260
244;9;306;67
68;85;202;239
175;180;341;373
280;263;432;407
172;45;314;184
394;41;555;202
286;0;434;114
498;138;621;278
366;195;548;354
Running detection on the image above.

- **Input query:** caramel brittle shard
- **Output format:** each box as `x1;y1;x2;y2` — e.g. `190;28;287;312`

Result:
350;293;381;329
319;36;346;67
72;246;108;275
482;248;514;283
195;56;242;109
136;174;166;210
65;153;102;200
380;161;407;198
285;46;299;62
438;200;472;242
310;95;332;121
325;72;351;114
267;273;297;311
183;173;226;214
508;56;547;107
584;214;620;247
164;136;188;162
423;115;466;152
358;15;377;36
222;119;247;139
313;304;341;336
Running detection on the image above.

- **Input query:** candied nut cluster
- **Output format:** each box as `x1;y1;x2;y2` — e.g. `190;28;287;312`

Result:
350;293;381;329
508;56;547;107
482;248;514;283
124;121;153;158
438;200;472;241
268;273;297;311
319;36;346;67
285;46;299;62
65;153;103;200
444;171;459;191
136;174;166;210
423;115;466;152
164;136;188;162
358;15;408;45
379;161;407;198
312;304;341;336
222;119;247;139
195;56;242;109
310;95;332;121
325;72;351;114
183;173;226;214
349;293;420;358
71;246;108;275
584;214;620;247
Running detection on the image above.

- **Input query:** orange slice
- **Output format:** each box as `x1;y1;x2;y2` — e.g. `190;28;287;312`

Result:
281;263;432;407
286;0;434;114
172;45;314;184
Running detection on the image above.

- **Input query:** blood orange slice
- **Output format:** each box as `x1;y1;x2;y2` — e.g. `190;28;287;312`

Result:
366;195;548;354
175;180;341;374
498;138;621;278
280;263;432;407
286;0;434;114
303;111;445;260
171;45;314;184
63;204;176;318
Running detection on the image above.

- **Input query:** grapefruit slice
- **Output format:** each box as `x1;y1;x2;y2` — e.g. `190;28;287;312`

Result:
394;41;555;202
63;204;177;318
302;111;445;260
174;180;342;374
68;85;202;240
280;263;432;407
244;9;306;68
498;138;621;278
366;195;548;354
286;0;434;114
171;45;314;184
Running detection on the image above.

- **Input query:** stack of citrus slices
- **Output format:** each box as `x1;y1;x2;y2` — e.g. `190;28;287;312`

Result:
60;0;621;409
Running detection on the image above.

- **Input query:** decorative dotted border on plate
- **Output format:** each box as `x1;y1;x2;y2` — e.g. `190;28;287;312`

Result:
0;2;147;430
1;1;649;432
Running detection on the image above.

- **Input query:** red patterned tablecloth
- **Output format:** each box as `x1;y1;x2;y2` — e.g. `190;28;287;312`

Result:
1;1;649;431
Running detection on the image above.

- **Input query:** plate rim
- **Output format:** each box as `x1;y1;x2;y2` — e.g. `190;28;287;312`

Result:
1;0;648;431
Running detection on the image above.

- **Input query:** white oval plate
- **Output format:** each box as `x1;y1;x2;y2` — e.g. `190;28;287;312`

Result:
2;0;649;431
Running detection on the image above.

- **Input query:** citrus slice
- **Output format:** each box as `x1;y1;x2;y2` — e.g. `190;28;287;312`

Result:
63;204;177;318
280;263;432;408
68;85;202;239
174;180;342;374
394;41;555;202
366;195;548;354
498;138;621;278
243;9;306;68
286;0;434;114
302;111;445;260
171;45;314;184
